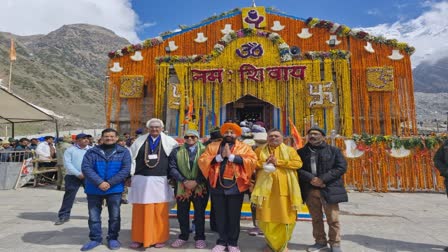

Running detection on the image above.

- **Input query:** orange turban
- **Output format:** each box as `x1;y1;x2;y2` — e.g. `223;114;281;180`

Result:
220;123;242;137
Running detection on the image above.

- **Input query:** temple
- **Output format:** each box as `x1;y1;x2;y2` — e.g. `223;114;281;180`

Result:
105;6;416;138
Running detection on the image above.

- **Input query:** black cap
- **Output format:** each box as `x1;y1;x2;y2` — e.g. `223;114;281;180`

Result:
307;125;326;136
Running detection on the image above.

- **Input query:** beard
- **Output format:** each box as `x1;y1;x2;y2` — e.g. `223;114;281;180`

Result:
223;136;235;144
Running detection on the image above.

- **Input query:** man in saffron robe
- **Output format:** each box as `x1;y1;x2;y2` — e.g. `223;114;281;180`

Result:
127;118;178;249
198;122;257;252
251;128;303;252
168;129;208;249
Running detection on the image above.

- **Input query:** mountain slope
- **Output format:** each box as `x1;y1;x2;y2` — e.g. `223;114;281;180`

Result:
0;24;129;134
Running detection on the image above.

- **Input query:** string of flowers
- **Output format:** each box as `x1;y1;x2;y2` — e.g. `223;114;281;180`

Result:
108;37;164;59
351;133;447;150
305;17;416;55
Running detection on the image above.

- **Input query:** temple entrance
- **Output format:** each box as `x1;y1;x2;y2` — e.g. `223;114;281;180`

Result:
226;95;274;129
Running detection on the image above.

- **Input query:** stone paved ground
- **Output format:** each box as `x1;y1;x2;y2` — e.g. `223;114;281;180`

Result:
0;186;447;252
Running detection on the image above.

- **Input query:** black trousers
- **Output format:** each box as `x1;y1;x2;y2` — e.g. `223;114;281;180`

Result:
211;193;244;247
176;192;209;241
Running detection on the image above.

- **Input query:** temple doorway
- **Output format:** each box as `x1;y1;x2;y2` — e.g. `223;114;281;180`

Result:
225;95;275;129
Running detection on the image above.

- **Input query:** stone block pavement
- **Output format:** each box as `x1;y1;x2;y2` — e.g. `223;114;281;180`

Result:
0;186;447;252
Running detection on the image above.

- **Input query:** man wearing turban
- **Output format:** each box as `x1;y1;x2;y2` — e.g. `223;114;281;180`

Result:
198;122;257;252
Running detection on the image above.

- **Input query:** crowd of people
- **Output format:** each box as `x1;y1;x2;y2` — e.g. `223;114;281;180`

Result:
3;118;448;252
1;119;356;252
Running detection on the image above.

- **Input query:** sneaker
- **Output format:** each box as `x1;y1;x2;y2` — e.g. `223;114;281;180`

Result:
331;246;342;252
228;246;241;252
108;240;121;250
307;243;328;252
195;240;206;249
211;244;226;252
80;241;101;251
54;218;69;225
171;239;187;248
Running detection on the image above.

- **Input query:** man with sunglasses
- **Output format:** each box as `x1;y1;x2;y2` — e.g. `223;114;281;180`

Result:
168;130;208;249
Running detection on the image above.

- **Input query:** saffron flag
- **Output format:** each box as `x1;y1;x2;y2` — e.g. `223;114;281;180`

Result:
288;117;303;149
183;99;194;124
10;38;16;61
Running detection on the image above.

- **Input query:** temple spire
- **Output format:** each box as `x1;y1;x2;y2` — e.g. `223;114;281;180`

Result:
252;0;256;7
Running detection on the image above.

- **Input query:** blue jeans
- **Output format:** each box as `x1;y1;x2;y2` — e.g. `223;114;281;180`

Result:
57;175;84;220
87;193;122;242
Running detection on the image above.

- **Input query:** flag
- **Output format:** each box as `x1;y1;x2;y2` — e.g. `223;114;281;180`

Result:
187;99;193;119
288;117;303;149
10;38;16;61
183;98;194;124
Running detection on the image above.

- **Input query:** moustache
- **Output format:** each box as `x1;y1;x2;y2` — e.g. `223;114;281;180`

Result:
223;136;235;143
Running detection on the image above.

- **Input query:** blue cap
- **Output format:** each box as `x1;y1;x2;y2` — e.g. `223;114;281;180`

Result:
76;133;89;139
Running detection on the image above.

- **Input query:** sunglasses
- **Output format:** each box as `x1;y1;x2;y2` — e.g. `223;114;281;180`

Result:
184;135;197;139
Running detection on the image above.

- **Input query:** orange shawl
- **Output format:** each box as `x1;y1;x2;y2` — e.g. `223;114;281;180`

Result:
198;140;257;192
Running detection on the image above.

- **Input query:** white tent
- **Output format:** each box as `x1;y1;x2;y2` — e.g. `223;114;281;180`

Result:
0;86;61;137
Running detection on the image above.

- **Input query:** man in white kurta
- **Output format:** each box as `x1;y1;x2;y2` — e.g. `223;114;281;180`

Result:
127;118;178;249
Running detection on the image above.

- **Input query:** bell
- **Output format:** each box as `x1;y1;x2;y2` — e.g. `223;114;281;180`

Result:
130;51;144;61
110;62;123;73
388;49;404;60
271;21;285;31
364;41;375;53
221;24;234;34
326;35;341;46
194;32;208;43
297;28;312;39
168;41;178;52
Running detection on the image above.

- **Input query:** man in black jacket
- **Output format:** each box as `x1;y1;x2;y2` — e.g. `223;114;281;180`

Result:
297;126;347;252
434;139;448;252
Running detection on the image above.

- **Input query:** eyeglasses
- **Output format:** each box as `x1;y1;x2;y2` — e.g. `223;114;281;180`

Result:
184;135;197;139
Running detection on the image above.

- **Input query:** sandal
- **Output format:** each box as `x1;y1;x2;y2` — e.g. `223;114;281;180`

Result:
154;243;166;248
129;241;143;249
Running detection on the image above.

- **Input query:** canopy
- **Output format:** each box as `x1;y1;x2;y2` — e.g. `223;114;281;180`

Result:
0;86;61;137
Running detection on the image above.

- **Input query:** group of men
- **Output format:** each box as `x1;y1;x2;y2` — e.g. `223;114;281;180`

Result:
53;118;348;252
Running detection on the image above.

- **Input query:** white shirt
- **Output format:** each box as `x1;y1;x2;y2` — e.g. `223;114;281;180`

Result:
35;141;56;162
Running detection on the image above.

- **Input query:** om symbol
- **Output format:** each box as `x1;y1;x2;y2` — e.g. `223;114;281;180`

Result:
236;42;264;58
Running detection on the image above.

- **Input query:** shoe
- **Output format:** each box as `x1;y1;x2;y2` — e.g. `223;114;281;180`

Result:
307;243;328;252
108;240;121;250
228;246;241;252
248;227;260;236
129;241;143;249
195;240;206;249
211;244;226;252
154;243;166;248
80;241;101;251
54;218;69;225
121;199;128;204
171;239;187;248
331;246;342;252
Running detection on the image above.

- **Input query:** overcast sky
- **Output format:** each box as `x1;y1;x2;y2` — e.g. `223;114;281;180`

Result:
0;0;447;67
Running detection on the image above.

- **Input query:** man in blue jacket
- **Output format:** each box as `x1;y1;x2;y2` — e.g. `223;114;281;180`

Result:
81;128;131;251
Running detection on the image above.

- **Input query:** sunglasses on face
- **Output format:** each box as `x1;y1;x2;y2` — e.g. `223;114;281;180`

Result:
184;135;197;139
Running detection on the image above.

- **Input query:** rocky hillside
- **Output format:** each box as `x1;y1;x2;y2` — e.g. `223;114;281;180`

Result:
413;57;448;93
0;24;129;134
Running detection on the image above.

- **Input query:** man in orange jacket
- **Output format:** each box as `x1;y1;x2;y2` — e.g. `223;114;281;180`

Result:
198;122;257;252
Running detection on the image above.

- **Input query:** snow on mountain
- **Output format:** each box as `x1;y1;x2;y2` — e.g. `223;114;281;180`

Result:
358;1;448;68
